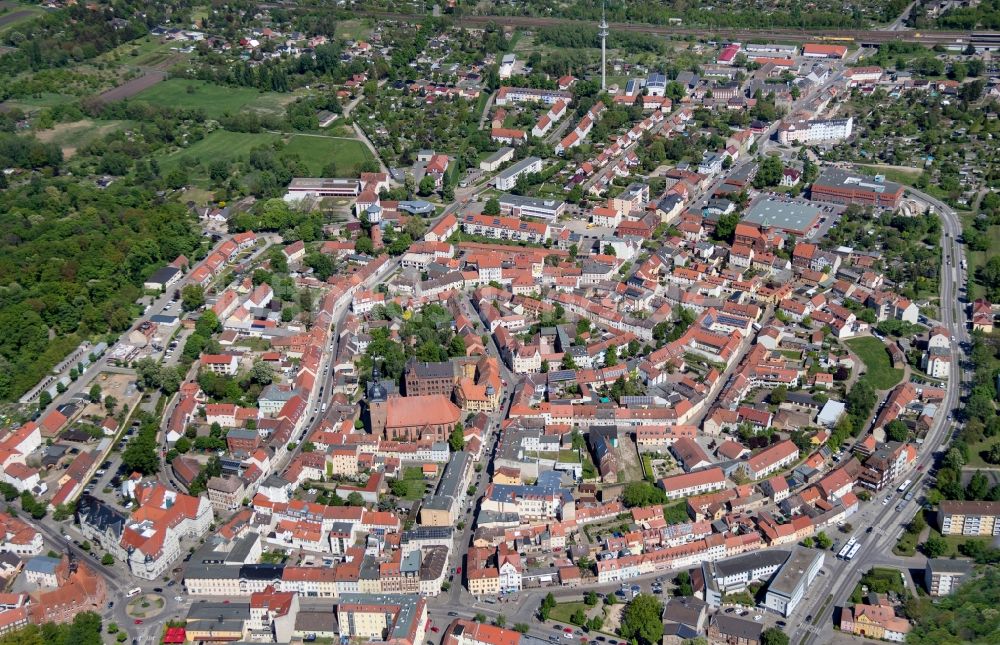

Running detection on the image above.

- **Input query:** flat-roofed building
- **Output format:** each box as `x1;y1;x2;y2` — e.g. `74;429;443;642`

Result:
497;194;566;220
938;500;1000;536
777;117;853;145
925;558;973;596
810;167;904;210
283;178;363;202
480;148;515;172
764;547;824;617
494;157;543;191
743;198;824;236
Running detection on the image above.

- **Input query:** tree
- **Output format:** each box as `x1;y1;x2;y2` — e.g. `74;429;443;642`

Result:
569;608;587;626
38;390;51;409
761;628;790;645
181;284;206;312
101;553;114;566
585;590;598;606
769;385;788;405
52;502;75;521
346;492;365;507
484;197;501;215
967;470;990;500
104;395;117;415
88;383;101;403
675;570;693;596
250;361;274;386
714;212;740;243
923;535;948;558
355;236;375;256
753;155;784;188
561;352;577;370
886;419;909;443
418;175;437;196
620;594;664;645
815;531;833;549
944;447;966;471
449;424;465;452
0;483;18;501
622;481;667;508
539;592;557;620
513;624;530;634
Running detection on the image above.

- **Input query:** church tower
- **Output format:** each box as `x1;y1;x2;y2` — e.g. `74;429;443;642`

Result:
366;366;388;437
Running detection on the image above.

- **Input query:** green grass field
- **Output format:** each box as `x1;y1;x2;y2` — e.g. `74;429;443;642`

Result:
133;79;290;119
548;602;590;624
846;337;904;390
961;212;1000;301
156;130;281;174
926;529;995;557
397;466;431;500
34;119;132;156
1;92;77;112
0;5;45;35
964;434;1000;469
335;19;373;41
283;135;375;176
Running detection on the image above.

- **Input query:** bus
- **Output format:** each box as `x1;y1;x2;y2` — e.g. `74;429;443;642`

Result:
897;479;912;494
845;542;862;561
837;536;857;559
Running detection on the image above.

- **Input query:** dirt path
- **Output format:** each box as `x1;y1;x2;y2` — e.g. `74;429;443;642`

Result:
95;70;167;103
0;9;36;29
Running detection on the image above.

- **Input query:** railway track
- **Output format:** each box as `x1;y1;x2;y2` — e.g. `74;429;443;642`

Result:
359;10;990;46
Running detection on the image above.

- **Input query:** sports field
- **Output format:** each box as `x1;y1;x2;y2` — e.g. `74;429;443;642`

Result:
155;131;375;183
156;130;281;174
282;135;375;176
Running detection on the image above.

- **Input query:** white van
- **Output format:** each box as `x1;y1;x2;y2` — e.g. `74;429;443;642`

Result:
127;587;142;598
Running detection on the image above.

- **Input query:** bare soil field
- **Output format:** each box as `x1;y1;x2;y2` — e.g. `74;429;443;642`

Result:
95;70;167;103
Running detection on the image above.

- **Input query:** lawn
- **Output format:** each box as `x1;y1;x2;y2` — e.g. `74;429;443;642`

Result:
133;79;290;119
397;466;430;500
34;119;131;157
335;19;373;41
282;135;375;176
1;92;77;112
846;337;904;390
894;530;918;556
156;130;281;175
0;5;45;35
961;212;1000;301
926;529;995;557
549;601;590;624
558;449;582;464
964;434;1000;469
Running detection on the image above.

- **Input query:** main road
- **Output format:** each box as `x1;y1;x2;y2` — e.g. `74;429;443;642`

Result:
791;180;971;644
